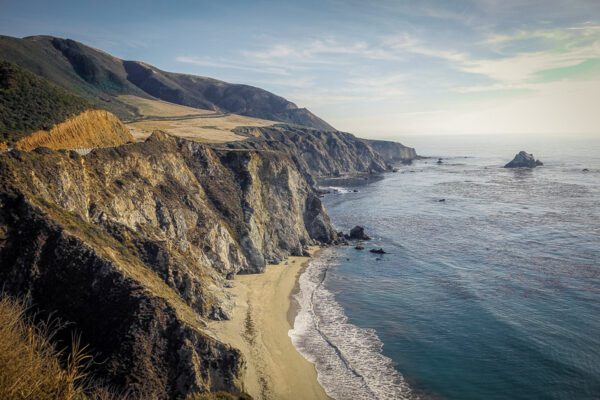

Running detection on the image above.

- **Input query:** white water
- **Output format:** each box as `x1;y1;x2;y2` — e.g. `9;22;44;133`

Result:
289;248;414;400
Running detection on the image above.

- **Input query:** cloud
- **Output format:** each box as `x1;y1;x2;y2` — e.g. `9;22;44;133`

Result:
175;56;292;76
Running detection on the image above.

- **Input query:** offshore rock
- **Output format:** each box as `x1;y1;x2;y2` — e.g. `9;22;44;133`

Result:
346;225;371;241
504;151;543;168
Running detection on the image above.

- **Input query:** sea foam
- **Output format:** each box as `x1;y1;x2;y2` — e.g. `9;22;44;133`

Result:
289;249;415;399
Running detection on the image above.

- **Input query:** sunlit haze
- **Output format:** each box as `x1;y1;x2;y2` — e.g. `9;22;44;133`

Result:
3;0;599;138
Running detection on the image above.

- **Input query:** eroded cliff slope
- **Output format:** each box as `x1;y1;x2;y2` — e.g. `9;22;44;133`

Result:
0;131;337;398
234;125;416;179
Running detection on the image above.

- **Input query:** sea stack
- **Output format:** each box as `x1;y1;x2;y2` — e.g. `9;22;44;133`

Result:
346;225;371;240
504;151;543;168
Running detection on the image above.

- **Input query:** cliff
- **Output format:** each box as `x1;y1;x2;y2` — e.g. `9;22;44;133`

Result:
365;139;417;163
14;109;134;151
233;125;416;178
0;131;337;398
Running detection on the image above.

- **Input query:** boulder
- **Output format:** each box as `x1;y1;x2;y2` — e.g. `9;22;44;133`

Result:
346;225;371;240
370;248;386;254
504;151;543;168
355;245;364;250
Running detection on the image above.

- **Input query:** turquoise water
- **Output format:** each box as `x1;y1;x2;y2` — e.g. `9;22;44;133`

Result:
291;134;600;399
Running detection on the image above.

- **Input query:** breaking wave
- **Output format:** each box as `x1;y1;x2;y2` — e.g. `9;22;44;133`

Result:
289;249;415;399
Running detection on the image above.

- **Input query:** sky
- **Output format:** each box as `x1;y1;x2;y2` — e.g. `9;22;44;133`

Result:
1;0;600;139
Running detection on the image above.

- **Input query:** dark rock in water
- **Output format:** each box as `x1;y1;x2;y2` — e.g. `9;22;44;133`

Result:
504;151;543;168
353;189;359;193
346;225;371;240
375;257;382;261
437;158;443;164
355;245;365;250
438;199;446;202
370;248;386;254
582;168;589;172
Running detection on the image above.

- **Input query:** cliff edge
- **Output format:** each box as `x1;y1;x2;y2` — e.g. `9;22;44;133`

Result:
0;131;338;398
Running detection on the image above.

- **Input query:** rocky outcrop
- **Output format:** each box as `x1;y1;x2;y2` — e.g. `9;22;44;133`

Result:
14;110;133;151
0;131;337;398
365;139;417;164
504;151;543;168
346;226;370;241
234;126;393;178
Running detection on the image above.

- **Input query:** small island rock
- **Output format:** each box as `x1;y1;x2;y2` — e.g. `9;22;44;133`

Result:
504;151;543;168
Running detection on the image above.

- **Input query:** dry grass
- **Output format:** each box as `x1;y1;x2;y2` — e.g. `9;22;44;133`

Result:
120;95;274;143
13;110;133;151
0;294;122;400
118;95;213;118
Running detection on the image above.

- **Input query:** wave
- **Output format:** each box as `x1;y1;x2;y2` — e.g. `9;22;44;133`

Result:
289;249;415;399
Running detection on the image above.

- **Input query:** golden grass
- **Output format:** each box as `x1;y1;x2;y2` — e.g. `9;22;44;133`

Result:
0;295;88;400
118;95;213;118
0;142;7;151
0;294;129;400
119;95;274;143
14;110;133;151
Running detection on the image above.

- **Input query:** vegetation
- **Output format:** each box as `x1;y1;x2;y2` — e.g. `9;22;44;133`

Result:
0;61;90;144
0;294;121;400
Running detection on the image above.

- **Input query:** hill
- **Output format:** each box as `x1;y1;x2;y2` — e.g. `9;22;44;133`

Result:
0;61;90;144
0;35;335;130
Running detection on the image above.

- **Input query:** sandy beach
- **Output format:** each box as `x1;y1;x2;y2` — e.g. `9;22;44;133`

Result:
208;248;330;400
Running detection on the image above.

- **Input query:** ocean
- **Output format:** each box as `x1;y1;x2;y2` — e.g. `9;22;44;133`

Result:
290;134;600;400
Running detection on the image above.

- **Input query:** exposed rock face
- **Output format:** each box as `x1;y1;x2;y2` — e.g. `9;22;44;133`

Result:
504;151;543;168
13;109;133;150
0;131;337;398
365;139;417;163
234;126;394;178
346;226;371;241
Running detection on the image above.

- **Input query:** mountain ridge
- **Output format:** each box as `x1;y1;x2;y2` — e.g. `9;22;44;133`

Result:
0;35;335;130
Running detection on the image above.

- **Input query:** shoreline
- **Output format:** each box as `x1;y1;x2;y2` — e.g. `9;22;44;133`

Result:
208;247;330;400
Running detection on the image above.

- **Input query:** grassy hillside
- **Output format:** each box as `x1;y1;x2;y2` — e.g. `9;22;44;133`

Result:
0;35;335;130
0;61;90;144
119;95;274;143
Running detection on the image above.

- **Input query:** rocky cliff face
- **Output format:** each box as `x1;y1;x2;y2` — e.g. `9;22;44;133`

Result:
366;139;417;163
233;125;414;179
0;131;337;398
14;109;133;150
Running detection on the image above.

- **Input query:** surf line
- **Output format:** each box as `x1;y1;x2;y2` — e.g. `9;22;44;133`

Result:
306;256;380;398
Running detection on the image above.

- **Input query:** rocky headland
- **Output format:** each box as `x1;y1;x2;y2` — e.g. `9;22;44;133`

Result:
0;35;417;399
0;126;414;398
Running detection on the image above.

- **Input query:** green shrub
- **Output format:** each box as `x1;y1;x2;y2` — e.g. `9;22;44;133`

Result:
0;61;90;143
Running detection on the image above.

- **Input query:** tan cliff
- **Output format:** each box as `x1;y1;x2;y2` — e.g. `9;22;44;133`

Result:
13;109;133;151
0;130;338;398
